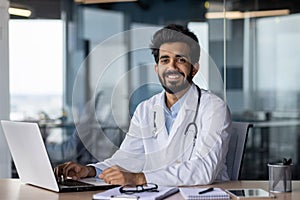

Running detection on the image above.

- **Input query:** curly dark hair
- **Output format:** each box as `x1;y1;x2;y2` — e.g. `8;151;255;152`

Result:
150;24;200;64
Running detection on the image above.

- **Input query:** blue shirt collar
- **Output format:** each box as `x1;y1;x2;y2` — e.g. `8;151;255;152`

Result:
163;88;189;111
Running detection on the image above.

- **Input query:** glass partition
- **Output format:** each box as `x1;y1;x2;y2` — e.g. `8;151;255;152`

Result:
217;1;300;179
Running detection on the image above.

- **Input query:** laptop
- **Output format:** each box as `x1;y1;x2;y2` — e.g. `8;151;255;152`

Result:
1;120;117;192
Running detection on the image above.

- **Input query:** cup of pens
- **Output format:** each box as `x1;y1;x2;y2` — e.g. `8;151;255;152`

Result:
268;158;292;193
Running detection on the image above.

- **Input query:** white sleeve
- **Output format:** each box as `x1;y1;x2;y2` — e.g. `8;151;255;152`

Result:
90;103;147;172
144;96;231;186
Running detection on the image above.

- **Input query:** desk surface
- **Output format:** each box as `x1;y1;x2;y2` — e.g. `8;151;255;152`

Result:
1;179;299;200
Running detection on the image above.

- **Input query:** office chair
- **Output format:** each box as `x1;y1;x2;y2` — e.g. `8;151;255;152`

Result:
226;121;253;180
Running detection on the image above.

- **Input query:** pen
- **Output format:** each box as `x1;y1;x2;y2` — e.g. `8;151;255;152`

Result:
198;187;214;194
110;194;139;200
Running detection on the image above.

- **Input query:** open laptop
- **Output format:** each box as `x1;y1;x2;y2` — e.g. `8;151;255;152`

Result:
1;120;117;192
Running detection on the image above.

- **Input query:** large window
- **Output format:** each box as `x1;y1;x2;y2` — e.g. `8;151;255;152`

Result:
9;20;63;121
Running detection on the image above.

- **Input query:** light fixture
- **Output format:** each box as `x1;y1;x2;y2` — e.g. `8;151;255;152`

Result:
8;7;32;18
205;9;290;19
75;0;137;4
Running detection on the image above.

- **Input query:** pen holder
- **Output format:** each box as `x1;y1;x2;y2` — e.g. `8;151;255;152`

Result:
268;163;292;193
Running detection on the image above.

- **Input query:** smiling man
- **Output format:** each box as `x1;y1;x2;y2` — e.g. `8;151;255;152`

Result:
54;24;232;186
155;42;197;108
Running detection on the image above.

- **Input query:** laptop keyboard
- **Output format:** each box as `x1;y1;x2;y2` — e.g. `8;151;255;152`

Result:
60;179;92;186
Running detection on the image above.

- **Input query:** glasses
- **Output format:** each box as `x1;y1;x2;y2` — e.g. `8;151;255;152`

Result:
119;183;159;194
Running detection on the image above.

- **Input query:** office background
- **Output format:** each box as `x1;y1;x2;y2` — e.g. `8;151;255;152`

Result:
1;0;300;180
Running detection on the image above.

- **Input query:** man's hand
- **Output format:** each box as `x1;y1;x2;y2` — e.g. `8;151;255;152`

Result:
99;165;146;186
54;161;96;181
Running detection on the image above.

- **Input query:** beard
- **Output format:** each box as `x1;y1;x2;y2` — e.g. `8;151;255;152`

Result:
158;68;193;94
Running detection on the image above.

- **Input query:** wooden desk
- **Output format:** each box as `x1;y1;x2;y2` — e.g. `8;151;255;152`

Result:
1;179;299;200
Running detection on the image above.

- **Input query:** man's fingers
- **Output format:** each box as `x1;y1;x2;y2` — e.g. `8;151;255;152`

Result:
63;162;74;177
54;162;90;181
101;167;113;175
54;163;67;178
101;168;118;178
99;166;146;186
102;165;122;175
57;162;79;179
66;163;82;178
100;166;126;184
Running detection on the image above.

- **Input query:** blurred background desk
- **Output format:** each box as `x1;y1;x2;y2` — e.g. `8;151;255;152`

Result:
1;179;300;200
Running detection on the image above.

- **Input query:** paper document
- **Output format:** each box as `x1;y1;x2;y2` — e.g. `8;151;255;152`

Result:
93;186;179;200
179;187;230;200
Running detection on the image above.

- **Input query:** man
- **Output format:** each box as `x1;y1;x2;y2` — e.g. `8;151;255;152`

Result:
54;24;231;186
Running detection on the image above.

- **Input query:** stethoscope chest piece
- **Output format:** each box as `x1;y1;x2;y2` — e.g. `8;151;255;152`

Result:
152;105;164;138
152;126;158;138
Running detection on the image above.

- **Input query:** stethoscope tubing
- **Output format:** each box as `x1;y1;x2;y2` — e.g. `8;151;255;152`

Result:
153;86;202;159
185;86;201;159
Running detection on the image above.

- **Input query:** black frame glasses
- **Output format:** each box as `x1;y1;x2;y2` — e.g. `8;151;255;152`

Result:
119;183;159;194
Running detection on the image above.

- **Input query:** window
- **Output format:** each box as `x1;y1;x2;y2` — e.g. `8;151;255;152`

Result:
9;19;63;121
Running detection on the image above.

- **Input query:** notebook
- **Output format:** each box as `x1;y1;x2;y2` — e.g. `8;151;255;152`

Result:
179;187;230;200
1;120;117;192
93;186;179;200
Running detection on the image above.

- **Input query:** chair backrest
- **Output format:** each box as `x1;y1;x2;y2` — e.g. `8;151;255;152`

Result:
226;121;252;180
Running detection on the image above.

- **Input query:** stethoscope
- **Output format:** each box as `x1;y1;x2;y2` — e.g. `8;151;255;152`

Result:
153;86;201;159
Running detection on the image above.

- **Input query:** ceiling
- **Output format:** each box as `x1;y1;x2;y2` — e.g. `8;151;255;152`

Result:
228;0;300;13
10;0;61;19
9;0;300;20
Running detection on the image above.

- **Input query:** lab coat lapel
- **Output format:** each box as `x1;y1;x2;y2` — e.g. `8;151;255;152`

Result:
152;94;169;147
168;108;186;142
167;85;198;143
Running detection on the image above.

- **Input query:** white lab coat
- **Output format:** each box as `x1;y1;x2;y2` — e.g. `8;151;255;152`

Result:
91;84;232;186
